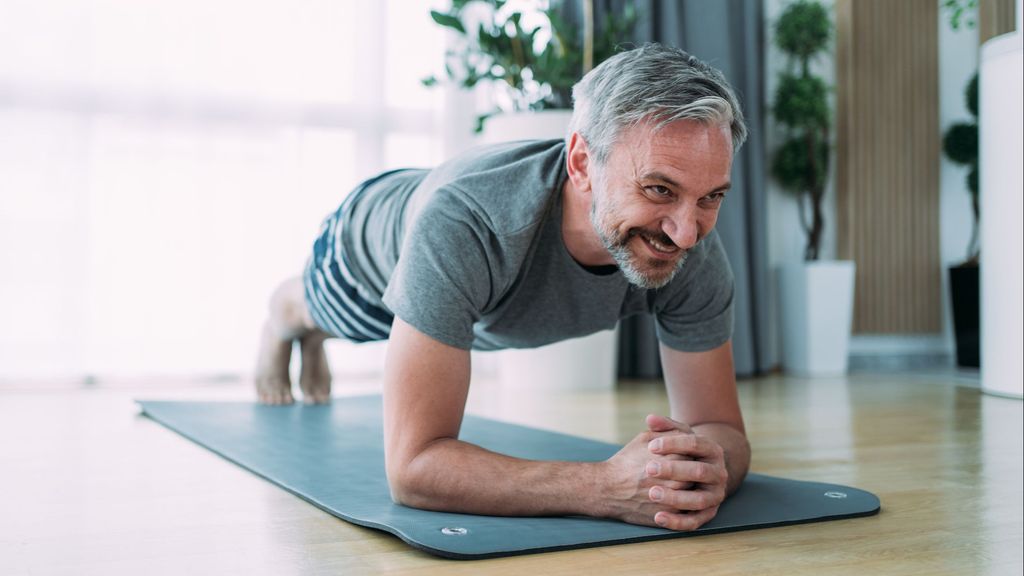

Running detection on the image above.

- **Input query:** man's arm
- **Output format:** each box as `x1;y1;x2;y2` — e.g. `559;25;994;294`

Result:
382;317;706;527
658;340;750;495
383;317;602;516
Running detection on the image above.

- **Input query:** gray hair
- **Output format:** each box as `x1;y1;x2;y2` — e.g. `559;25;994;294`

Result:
568;43;747;164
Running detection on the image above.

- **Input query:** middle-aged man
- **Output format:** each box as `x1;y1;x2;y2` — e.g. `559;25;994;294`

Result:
255;43;750;531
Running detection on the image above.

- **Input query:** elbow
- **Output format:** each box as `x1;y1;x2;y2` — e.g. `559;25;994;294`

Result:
385;450;438;509
386;466;419;507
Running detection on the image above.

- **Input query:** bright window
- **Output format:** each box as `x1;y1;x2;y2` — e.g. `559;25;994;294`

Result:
0;0;447;379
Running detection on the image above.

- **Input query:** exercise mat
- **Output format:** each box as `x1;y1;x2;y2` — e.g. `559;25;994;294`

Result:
138;396;880;559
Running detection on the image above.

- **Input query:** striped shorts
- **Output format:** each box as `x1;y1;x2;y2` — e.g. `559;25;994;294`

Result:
302;178;395;343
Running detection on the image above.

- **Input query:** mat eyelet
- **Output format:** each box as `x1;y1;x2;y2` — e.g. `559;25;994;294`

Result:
441;526;469;536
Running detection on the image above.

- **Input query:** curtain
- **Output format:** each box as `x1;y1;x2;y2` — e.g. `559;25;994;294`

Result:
584;0;773;377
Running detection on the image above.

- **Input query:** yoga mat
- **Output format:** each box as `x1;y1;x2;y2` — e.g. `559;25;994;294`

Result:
138;396;880;559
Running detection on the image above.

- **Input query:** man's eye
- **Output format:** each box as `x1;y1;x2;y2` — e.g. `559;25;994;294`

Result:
647;185;671;197
703;192;725;203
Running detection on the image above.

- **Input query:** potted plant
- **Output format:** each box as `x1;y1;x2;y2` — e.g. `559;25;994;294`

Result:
942;72;981;367
422;0;637;390
770;0;855;375
423;0;636;137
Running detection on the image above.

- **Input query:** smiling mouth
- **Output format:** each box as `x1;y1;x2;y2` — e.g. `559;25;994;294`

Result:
637;234;680;260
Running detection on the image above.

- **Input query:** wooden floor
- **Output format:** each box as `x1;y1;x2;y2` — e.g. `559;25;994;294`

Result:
1;372;1021;575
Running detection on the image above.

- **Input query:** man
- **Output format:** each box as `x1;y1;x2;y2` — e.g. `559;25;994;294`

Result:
255;44;750;532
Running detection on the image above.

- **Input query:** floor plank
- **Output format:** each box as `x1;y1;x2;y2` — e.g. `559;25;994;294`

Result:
1;373;1020;575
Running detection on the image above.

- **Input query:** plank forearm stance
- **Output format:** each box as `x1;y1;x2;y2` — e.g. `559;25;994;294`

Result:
384;319;748;530
257;44;753;531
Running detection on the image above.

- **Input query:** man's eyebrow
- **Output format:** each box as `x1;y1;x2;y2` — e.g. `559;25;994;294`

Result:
640;171;681;188
641;171;732;194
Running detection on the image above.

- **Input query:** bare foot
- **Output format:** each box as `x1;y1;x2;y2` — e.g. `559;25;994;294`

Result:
255;321;295;405
299;335;332;404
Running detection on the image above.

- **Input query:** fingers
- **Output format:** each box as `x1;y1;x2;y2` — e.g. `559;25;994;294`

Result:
653;506;720;531
644;458;726;485
647;432;724;462
645;413;692;434
648;482;725;511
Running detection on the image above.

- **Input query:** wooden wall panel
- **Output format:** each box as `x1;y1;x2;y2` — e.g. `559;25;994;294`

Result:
836;0;941;334
980;0;1017;44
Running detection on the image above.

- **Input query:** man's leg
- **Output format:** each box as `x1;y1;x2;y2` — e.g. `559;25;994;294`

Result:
255;276;333;404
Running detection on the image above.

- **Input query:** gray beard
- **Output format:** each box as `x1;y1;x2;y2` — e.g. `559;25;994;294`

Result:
589;196;689;290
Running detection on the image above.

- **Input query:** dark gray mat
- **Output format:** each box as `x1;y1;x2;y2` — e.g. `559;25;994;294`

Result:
138;396;880;559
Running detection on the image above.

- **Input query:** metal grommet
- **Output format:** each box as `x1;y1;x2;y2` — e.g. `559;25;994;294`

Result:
824;491;848;499
440;526;468;536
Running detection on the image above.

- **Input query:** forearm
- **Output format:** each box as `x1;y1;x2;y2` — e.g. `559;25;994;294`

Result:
691;422;750;495
391;438;606;517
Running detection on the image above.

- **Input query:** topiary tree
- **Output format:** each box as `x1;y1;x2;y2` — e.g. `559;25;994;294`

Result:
943;74;980;263
770;0;833;262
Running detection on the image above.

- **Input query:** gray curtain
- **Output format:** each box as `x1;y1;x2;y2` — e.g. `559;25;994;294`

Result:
580;0;772;377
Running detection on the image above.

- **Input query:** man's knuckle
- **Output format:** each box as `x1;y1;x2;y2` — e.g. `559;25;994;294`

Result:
695;463;712;482
682;434;697;451
692;493;707;509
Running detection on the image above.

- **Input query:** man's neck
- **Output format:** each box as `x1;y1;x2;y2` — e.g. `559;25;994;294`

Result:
561;178;615;267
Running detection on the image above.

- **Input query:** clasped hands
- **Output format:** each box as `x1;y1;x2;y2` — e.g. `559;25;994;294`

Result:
603;414;728;531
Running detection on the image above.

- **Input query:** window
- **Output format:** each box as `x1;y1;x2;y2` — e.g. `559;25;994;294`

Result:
0;0;447;379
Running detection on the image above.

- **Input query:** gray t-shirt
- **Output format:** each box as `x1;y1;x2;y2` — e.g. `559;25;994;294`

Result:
341;139;734;352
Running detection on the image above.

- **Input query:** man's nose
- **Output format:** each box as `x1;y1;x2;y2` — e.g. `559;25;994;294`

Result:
661;204;700;250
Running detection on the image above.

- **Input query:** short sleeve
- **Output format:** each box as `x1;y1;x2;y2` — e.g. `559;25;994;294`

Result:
653;230;735;352
382;191;492;349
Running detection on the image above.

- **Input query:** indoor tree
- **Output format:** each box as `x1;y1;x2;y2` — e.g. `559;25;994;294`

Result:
770;0;833;262
943;73;980;263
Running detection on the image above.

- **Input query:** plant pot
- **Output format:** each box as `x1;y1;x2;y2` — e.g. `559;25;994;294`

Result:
949;264;980;368
480;110;574;144
497;329;619;391
482;109;620;391
778;261;856;375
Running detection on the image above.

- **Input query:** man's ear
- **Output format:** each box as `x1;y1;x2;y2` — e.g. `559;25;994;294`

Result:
566;132;593;194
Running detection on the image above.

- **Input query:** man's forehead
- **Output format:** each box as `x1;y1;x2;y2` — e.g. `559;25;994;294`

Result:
617;120;733;180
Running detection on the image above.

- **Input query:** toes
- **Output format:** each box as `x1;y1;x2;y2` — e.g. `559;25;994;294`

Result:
255;377;294;405
302;391;331;405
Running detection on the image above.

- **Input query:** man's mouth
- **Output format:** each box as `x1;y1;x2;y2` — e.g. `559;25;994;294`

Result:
636;233;680;260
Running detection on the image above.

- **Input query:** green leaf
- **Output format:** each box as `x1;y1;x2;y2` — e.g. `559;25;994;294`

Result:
965;71;979;117
771;135;830;195
430;10;466;34
775;0;831;59
773;72;829;129
943;122;978;165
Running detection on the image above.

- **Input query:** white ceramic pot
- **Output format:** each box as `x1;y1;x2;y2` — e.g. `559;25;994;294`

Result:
480;109;573;144
483;109;620;391
497;328;620;392
778;261;856;375
979;32;1023;398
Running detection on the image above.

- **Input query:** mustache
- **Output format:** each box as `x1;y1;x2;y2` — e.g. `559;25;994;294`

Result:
622;228;677;249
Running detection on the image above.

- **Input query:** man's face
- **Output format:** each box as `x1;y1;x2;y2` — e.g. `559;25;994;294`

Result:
588;119;733;289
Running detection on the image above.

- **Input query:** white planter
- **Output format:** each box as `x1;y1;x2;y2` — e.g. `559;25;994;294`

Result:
979;32;1024;399
778;261;856;375
498;329;619;392
480;110;574;144
482;109;620;391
